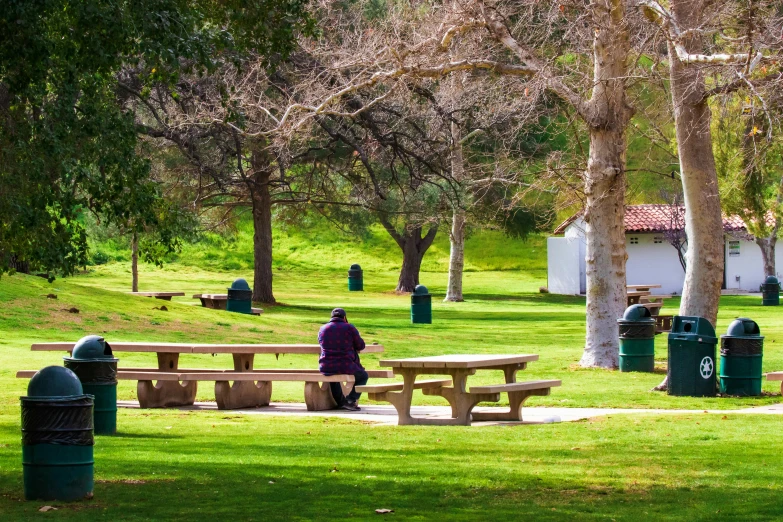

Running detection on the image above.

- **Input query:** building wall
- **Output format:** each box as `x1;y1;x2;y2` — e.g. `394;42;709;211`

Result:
724;236;783;291
546;236;582;294
625;233;685;295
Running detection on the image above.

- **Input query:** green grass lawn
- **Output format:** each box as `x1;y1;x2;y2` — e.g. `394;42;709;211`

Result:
2;228;783;519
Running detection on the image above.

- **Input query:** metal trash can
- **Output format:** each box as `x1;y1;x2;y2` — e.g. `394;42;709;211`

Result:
411;285;432;324
348;264;364;291
618;304;656;372
719;318;764;396
226;278;252;314
63;335;118;435
762;275;780;306
667;316;718;397
21;366;94;501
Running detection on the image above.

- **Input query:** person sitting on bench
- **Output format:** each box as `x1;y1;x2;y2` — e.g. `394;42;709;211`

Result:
318;308;368;411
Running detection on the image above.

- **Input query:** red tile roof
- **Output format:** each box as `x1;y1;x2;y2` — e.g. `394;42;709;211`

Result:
553;204;772;235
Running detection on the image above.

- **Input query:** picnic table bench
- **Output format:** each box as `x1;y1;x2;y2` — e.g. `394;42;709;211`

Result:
127;292;185;300
766;372;783;394
22;342;386;411
192;294;262;315
357;354;560;426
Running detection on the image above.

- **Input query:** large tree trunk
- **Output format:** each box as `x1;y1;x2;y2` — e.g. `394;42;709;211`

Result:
131;231;139;292
445;208;466;302
578;0;632;368
250;170;275;304
757;236;777;277
445;120;466;302
379;215;439;292
667;3;724;326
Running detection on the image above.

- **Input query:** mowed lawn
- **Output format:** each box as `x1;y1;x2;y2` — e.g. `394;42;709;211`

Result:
1;253;783;519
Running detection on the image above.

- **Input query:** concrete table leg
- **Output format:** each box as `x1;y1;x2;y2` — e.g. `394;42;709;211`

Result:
214;354;272;410
137;352;197;408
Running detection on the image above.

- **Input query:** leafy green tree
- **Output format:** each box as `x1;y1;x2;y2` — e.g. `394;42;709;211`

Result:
0;0;313;278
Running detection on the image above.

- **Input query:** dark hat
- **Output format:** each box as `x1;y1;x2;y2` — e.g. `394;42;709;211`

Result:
331;308;347;318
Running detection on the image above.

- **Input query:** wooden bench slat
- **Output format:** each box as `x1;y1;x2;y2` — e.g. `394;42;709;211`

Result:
356;378;452;394
469;379;562;394
30;342;384;354
111;368;393;378
18;370;356;383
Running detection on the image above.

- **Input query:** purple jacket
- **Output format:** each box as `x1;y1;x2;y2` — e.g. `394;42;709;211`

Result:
318;317;365;375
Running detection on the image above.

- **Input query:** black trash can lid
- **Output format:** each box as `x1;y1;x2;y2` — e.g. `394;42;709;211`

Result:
67;334;116;361
722;317;763;339
350;264;362;270
413;285;430;296
765;275;779;285
26;366;84;397
620;304;654;322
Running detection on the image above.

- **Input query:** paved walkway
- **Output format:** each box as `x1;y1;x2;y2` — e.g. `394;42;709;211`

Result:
118;401;783;426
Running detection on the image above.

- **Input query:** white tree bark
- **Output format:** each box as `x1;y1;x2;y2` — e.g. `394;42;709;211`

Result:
667;1;724;326
445;120;466;302
445;208;466;302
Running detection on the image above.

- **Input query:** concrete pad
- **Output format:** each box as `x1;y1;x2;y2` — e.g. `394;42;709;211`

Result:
118;400;783;426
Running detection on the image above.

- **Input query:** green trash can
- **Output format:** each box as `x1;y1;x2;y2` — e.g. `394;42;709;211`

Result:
618;304;656;372
667;316;718;397
719;318;763;396
411;285;432;324
762;275;780;306
226;278;252;314
64;335;118;435
21;366;94;501
348;264;364;291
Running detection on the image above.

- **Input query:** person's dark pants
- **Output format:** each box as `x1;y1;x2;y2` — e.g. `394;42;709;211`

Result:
329;369;369;406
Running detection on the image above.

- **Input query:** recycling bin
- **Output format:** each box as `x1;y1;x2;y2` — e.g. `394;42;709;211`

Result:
63;335;118;435
21;366;94;501
618;304;656;372
348;264;364;291
762;275;780;306
667;316;718;397
411;285;432;324
719;318;763;396
226;278;252;314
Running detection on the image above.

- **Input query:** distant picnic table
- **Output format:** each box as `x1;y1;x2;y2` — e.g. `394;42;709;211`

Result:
357;354;560;426
192;293;262;315
21;342;387;410
626;285;672;333
127;292;185;301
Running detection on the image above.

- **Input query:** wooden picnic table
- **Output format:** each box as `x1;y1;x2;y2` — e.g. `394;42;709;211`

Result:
30;342;385;409
127;292;185;300
359;354;560;426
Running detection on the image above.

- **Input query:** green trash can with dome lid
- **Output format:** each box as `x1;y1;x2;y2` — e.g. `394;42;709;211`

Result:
762;275;780;306
226;278;252;314
64;335;118;435
21;366;94;501
719;318;764;396
618;304;656;372
348;264;364;291
411;285;432;324
667;316;718;397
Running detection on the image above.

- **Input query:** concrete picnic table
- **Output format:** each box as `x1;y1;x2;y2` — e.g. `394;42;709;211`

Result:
29;342;385;409
127;292;185;300
358;354;560;426
192;293;228;309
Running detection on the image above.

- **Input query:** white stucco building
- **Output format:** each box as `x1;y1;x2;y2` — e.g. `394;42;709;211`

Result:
547;204;780;295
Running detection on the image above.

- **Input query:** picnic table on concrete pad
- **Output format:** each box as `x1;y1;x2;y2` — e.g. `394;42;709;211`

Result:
358;354;560;426
29;342;385;410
